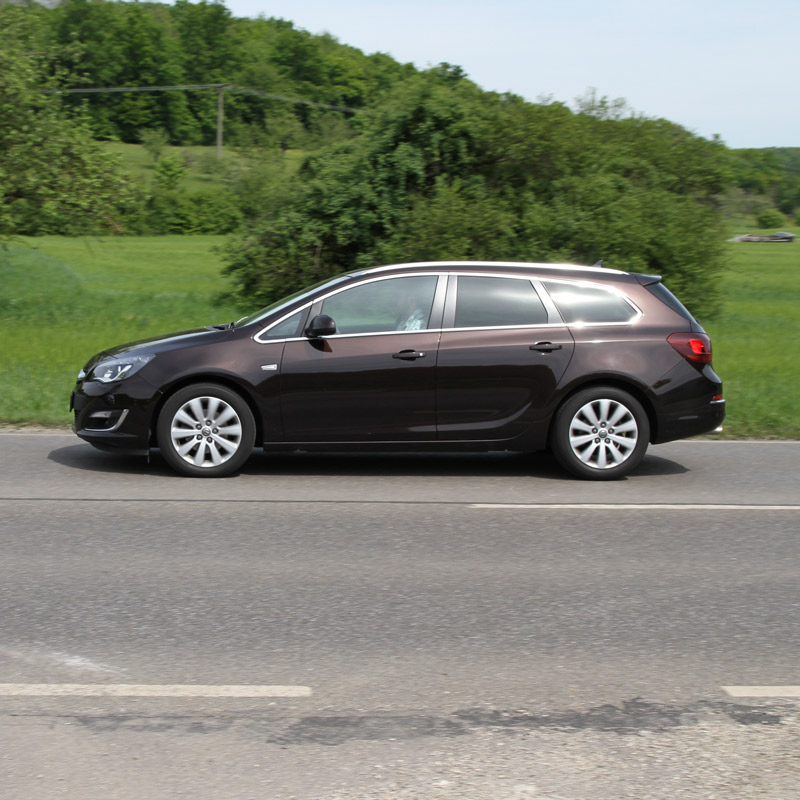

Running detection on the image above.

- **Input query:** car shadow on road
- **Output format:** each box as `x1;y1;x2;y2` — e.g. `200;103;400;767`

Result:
48;444;689;480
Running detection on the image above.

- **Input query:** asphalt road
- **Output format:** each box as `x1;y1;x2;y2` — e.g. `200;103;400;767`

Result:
1;434;798;799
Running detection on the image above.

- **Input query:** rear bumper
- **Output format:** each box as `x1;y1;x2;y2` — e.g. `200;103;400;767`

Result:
649;359;725;444
654;397;725;443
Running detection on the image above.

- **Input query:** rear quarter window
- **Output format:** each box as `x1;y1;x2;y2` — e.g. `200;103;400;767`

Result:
544;281;638;324
644;282;697;323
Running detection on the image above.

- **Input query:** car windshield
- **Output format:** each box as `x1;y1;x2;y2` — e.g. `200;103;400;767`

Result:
235;274;352;327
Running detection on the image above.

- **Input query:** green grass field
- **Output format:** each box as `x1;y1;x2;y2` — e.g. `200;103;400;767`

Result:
1;230;798;436
704;228;800;438
0;235;240;426
104;142;227;193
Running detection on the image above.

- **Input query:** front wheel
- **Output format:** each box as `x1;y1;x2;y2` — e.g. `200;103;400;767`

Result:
550;387;650;480
156;383;256;478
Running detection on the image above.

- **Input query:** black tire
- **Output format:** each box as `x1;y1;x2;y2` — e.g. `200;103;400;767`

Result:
156;383;255;478
550;387;650;480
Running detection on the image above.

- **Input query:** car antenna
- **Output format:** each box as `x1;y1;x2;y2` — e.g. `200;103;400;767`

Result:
592;259;603;267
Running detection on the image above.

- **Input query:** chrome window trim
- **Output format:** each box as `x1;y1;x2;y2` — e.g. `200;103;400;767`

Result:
541;278;643;326
256;322;575;345
440;322;572;334
288;328;443;342
254;322;573;345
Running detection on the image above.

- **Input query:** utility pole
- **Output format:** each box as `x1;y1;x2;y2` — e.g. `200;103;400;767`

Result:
216;85;225;159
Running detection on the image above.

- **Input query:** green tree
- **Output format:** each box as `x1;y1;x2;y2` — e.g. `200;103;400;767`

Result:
140;127;169;162
0;7;134;236
115;2;194;142
379;177;518;263
225;72;731;319
50;0;128;139
153;154;186;190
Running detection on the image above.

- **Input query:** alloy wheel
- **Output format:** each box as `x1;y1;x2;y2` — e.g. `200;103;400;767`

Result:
169;395;244;468
567;397;639;470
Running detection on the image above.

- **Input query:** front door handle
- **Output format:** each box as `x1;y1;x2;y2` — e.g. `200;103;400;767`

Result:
393;350;426;360
530;341;563;352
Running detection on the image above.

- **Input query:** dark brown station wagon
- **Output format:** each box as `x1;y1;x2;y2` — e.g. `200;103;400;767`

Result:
71;261;725;480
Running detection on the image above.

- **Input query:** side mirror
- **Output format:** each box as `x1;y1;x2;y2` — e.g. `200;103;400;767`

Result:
305;313;337;338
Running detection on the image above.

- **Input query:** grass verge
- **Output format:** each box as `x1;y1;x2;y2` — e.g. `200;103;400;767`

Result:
0;235;240;427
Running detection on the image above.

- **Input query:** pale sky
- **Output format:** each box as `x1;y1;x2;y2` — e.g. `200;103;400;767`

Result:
221;0;799;149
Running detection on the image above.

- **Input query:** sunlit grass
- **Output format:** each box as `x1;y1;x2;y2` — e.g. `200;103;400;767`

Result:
703;226;800;438
0;236;241;426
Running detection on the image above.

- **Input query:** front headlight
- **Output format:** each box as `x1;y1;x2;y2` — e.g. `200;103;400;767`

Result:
88;354;155;383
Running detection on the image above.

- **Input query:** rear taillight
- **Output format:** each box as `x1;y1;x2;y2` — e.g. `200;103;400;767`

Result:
667;332;713;364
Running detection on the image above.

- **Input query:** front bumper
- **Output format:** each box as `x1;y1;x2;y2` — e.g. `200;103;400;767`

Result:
71;377;159;455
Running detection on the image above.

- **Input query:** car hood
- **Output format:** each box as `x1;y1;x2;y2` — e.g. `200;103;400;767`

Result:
84;326;233;369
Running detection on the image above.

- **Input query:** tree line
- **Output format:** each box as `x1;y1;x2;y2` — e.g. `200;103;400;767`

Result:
2;0;796;321
4;0;411;147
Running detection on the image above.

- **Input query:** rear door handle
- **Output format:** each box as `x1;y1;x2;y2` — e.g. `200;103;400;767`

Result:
529;342;563;352
393;350;426;360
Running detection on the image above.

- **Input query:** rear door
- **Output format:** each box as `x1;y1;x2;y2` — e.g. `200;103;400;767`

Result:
436;274;574;441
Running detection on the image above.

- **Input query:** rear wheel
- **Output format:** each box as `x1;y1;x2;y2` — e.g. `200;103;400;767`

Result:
551;387;649;480
156;383;255;477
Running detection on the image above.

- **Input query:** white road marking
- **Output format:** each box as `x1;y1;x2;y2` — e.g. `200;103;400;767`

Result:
471;503;799;511
723;686;800;698
0;684;312;697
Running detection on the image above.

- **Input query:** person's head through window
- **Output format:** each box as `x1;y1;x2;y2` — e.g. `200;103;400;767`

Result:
395;289;428;331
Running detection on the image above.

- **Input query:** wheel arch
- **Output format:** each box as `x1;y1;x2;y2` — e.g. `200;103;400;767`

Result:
149;374;264;447
548;377;659;446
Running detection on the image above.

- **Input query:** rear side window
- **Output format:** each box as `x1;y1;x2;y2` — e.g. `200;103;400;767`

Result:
454;276;548;328
544;281;637;324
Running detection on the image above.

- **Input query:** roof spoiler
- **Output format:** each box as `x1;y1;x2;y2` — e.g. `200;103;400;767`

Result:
592;261;661;283
633;272;662;286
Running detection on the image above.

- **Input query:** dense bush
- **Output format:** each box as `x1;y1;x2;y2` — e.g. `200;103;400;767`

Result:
224;74;731;319
755;207;786;229
145;188;242;234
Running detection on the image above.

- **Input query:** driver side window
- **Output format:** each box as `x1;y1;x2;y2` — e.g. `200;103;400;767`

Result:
321;275;439;335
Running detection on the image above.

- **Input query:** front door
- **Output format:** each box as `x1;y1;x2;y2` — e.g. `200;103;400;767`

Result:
280;274;444;442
